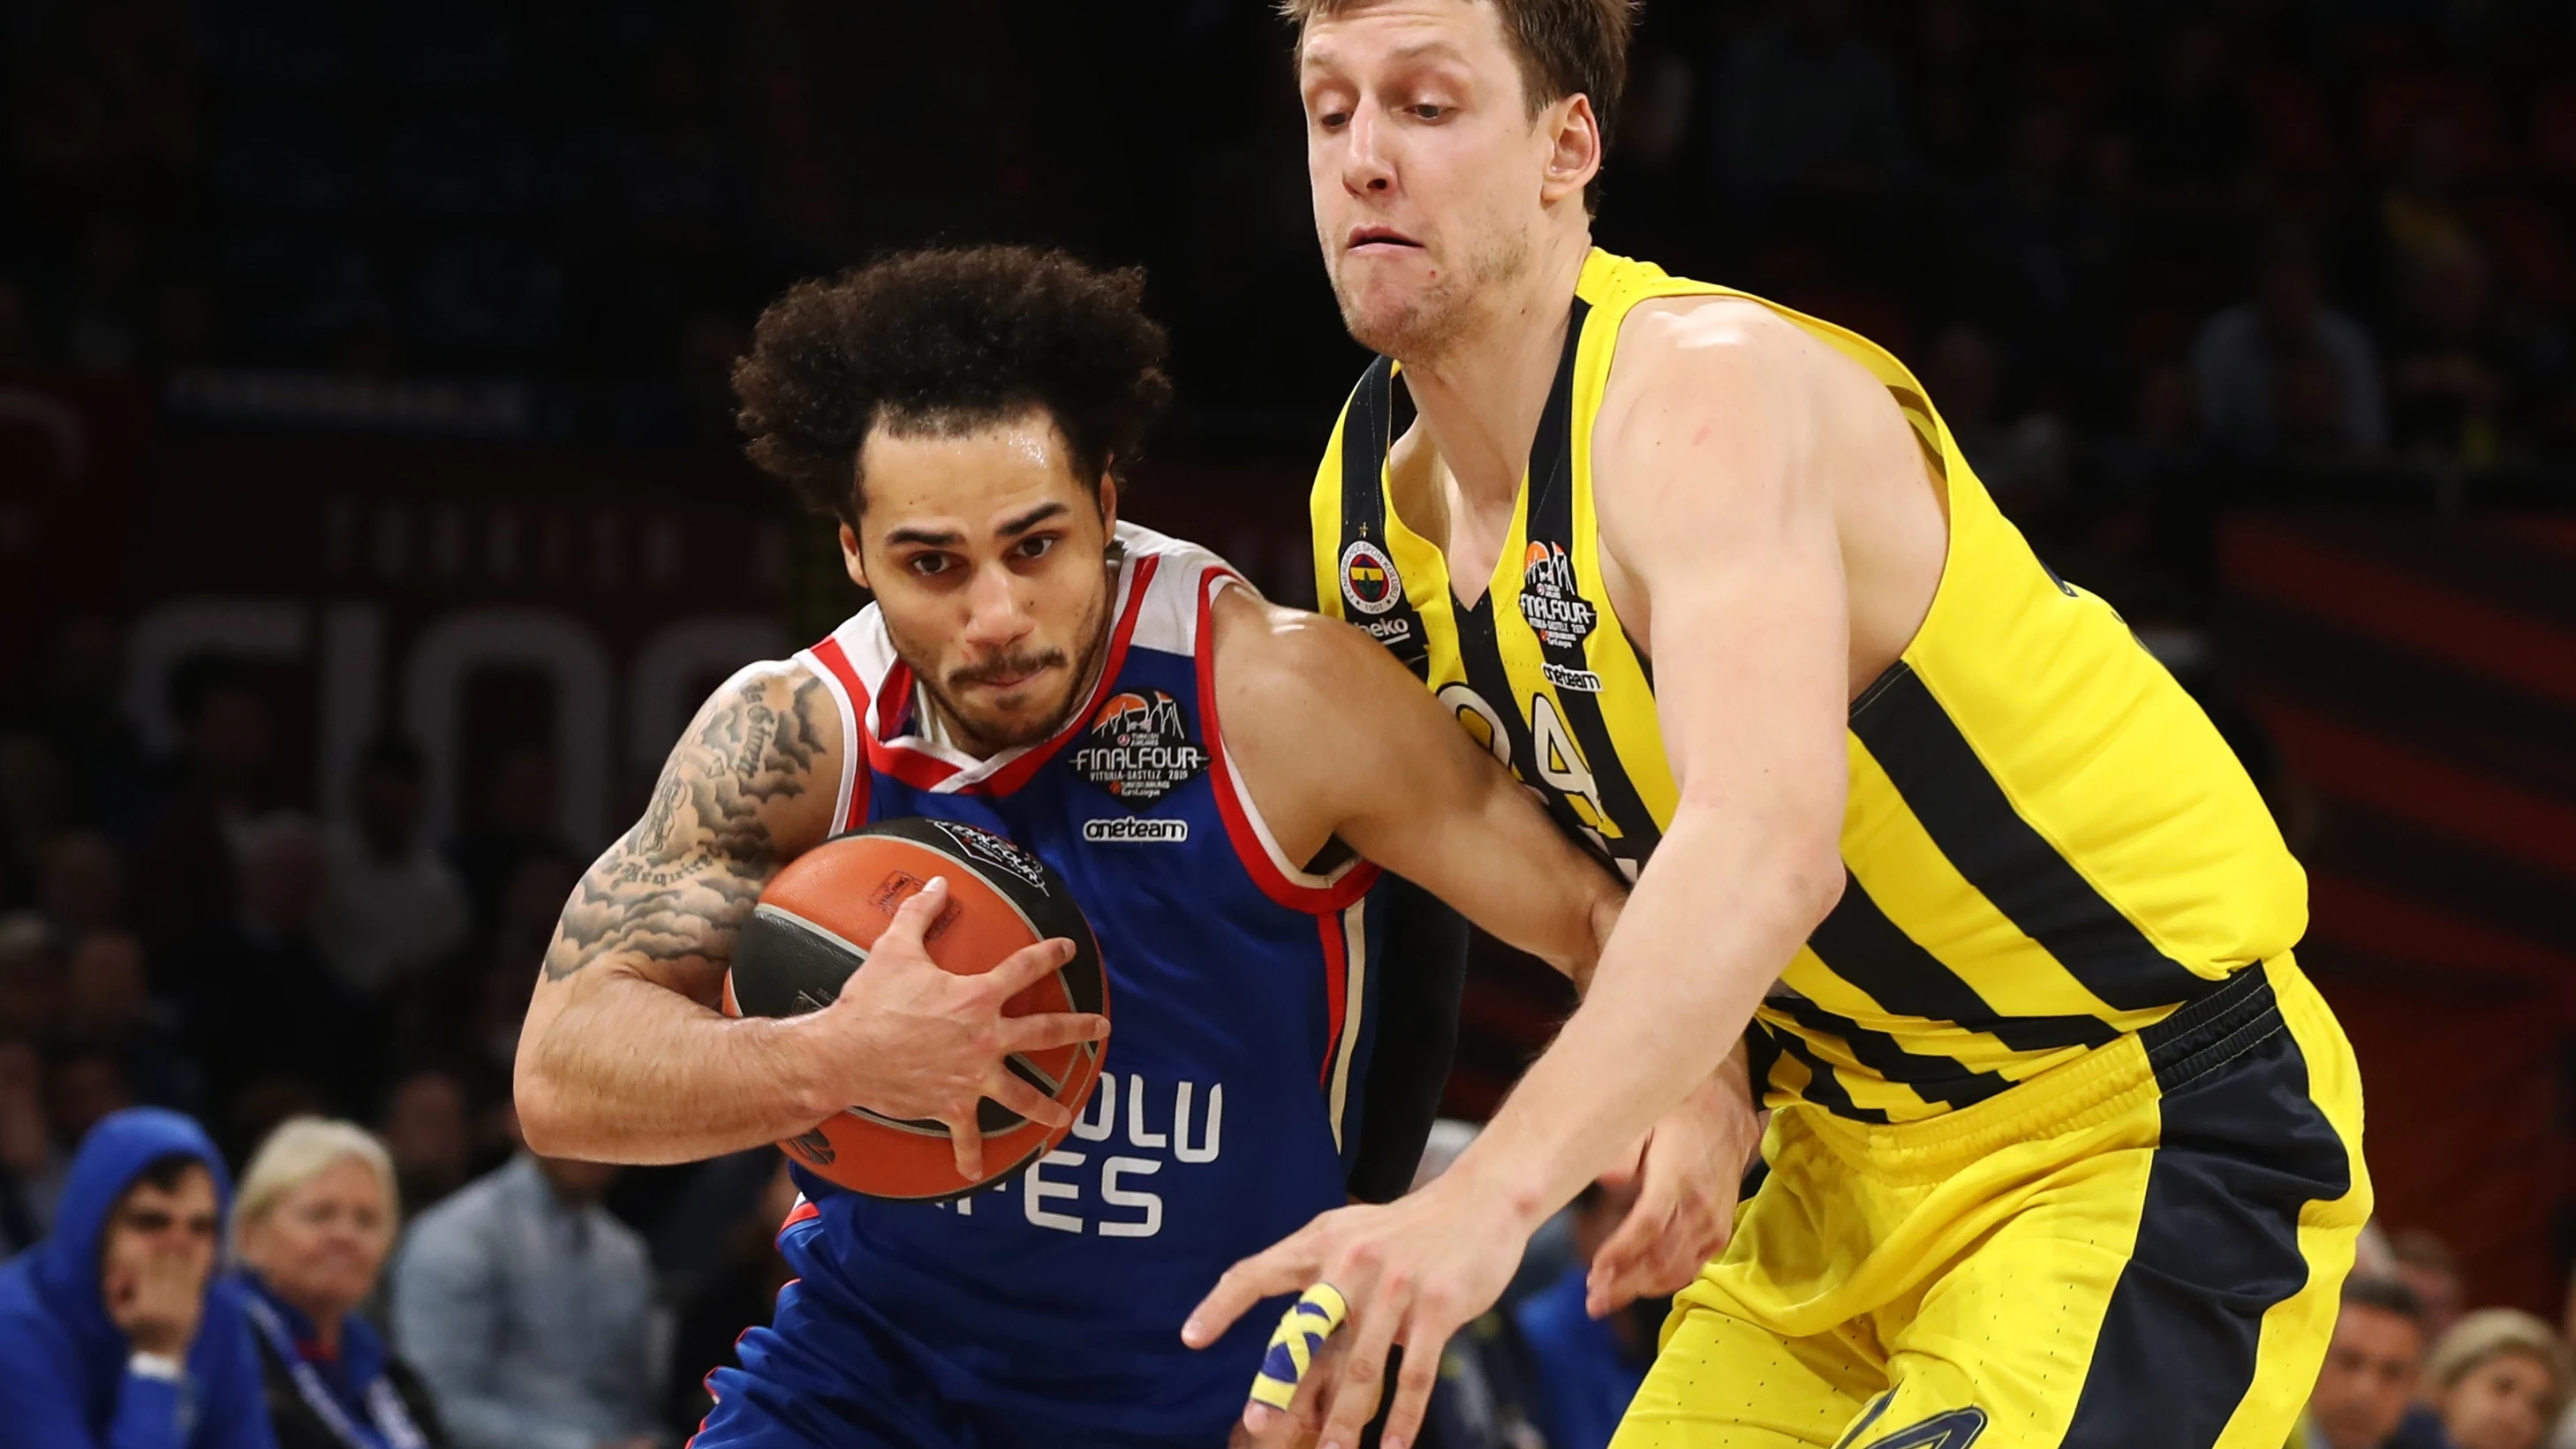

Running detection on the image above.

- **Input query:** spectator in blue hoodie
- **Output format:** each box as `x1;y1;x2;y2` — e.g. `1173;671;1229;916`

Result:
0;1106;276;1449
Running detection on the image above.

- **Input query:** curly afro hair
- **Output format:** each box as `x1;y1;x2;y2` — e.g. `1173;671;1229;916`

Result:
732;245;1174;524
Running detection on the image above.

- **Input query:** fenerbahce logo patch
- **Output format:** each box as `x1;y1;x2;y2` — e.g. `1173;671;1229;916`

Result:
1340;539;1401;616
1073;691;1206;841
1519;540;1598;651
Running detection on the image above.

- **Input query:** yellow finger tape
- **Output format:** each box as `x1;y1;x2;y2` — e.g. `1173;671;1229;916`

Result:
1249;1282;1351;1411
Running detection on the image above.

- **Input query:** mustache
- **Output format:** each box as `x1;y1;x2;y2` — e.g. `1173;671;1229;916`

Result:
945;649;1067;689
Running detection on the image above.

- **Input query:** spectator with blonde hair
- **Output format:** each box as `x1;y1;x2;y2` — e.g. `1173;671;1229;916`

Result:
230;1116;449;1449
2414;1308;2570;1449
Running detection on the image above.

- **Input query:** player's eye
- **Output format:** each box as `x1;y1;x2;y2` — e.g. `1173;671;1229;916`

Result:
909;553;954;577
1016;535;1057;561
1410;103;1448;121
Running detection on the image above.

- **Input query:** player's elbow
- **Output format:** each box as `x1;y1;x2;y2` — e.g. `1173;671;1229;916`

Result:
1669;795;1845;930
1775;836;1847;929
510;1033;587;1158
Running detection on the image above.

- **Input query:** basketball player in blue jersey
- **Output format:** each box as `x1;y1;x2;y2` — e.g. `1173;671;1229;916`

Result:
1189;3;2369;1449
510;245;1744;1449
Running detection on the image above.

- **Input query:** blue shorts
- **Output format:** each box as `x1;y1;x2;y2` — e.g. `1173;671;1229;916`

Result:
686;1239;1256;1449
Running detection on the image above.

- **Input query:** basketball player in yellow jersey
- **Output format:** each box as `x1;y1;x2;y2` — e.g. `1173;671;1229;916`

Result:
1182;2;2372;1447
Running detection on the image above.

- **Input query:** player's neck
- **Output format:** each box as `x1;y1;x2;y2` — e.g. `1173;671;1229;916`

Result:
1399;230;1590;513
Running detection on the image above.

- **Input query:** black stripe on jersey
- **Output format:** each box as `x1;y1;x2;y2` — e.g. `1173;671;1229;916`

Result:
1849;664;2212;1014
1520;298;1661;873
1884;386;1949;481
1766;1028;1892;1125
1769;996;2014;1110
1809;874;2121;1054
1335;358;1432;681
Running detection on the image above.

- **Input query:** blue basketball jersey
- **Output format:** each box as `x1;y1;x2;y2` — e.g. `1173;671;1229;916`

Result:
755;526;1389;1445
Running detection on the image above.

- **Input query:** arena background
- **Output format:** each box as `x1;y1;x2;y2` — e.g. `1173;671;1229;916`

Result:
3;0;2574;1409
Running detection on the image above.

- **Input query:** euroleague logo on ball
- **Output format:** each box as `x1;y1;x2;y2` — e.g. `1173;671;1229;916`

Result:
925;819;1053;897
1071;690;1207;807
1339;539;1401;616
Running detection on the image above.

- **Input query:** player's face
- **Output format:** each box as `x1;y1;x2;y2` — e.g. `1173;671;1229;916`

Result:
1297;0;1584;359
844;412;1116;758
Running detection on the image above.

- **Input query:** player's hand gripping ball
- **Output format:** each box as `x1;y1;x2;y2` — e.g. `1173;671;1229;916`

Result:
721;817;1108;1200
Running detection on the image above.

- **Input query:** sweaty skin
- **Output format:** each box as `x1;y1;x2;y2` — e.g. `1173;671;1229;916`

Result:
510;417;1651;1191
1185;4;1950;1447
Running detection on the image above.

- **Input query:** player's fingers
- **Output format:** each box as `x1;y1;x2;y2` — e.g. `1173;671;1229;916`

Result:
1586;1157;1682;1301
999;1011;1111;1054
1379;1314;1456;1449
1184;1235;1324;1348
880;875;950;953
986;1068;1072;1130
1314;1280;1401;1449
1244;1283;1349;1444
1594;1128;1649;1191
986;936;1078;996
942;1111;986;1181
1286;1328;1347;1433
1593;1183;1727;1315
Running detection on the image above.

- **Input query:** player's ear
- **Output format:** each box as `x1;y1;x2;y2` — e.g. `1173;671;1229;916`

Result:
1540;94;1602;207
1097;468;1119;537
840;521;869;591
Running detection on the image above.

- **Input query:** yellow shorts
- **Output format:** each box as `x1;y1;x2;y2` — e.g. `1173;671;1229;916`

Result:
1614;956;2369;1449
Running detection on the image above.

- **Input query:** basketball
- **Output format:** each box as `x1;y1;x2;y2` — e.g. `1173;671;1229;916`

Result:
721;817;1108;1201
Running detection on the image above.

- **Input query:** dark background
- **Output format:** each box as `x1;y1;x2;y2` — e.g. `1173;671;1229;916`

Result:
4;0;2574;1394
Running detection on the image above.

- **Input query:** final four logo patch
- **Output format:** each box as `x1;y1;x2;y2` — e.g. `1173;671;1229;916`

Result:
1071;690;1208;806
1339;539;1401;616
1519;540;1598;650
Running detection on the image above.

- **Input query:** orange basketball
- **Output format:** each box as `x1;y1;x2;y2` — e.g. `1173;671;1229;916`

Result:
721;817;1107;1201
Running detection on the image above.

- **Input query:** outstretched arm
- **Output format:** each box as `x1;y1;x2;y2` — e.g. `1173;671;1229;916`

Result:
513;660;1107;1173
1209;590;1620;983
1195;306;1855;1449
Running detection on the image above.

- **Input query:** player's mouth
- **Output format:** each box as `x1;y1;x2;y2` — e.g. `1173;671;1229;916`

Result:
1345;225;1424;258
951;650;1065;695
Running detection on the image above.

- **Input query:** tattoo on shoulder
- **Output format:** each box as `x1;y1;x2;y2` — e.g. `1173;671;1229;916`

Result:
543;671;834;982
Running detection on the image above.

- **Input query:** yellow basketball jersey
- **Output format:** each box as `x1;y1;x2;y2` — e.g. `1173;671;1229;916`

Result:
1309;248;2308;1124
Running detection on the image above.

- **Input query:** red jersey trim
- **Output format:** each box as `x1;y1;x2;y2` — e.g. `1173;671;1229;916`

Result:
1316;912;1349;1091
805;637;873;833
855;554;1163;797
1195;570;1381;914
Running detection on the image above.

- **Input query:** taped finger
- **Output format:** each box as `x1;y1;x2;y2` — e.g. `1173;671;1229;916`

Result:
1249;1282;1350;1412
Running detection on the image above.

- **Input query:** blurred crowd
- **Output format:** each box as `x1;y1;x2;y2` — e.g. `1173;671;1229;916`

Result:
0;638;802;1441
6;0;2576;491
2293;1230;2576;1449
6;0;2576;1446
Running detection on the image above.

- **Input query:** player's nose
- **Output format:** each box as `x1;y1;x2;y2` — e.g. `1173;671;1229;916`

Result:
958;562;1032;647
1341;102;1395;197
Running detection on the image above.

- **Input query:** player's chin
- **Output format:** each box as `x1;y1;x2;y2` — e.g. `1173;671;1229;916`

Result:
961;689;1075;750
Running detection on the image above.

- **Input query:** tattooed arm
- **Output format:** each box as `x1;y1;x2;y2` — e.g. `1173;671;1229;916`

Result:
513;660;1109;1171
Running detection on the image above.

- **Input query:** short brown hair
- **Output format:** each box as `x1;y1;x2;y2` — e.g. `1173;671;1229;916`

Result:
1282;0;1636;213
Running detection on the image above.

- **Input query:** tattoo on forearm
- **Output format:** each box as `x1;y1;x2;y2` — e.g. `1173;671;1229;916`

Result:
543;672;831;982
